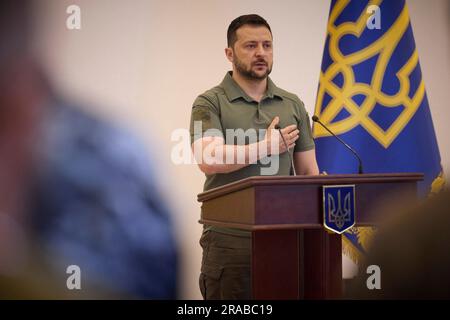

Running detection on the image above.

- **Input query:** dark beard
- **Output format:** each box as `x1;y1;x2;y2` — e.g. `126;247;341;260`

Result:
234;56;272;80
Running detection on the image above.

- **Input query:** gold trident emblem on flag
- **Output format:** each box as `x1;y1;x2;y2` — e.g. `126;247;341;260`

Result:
313;0;425;148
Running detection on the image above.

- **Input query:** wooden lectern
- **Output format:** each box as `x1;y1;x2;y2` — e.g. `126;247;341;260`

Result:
198;173;422;299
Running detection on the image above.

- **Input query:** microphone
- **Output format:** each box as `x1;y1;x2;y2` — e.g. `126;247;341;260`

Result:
274;124;297;176
311;115;364;174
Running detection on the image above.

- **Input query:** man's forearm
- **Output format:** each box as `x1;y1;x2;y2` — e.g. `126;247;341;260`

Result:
201;140;269;174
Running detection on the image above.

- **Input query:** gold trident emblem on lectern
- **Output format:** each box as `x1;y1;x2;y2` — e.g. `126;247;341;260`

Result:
328;190;352;229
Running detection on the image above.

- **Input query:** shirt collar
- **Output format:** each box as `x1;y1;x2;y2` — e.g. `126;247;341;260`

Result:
221;71;283;102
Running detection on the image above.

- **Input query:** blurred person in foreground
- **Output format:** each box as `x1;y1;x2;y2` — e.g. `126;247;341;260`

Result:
0;0;177;299
346;187;450;299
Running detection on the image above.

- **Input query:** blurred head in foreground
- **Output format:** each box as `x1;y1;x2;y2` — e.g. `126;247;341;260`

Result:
347;187;450;299
1;0;178;299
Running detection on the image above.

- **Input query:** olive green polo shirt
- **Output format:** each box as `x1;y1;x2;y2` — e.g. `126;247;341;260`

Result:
190;72;315;236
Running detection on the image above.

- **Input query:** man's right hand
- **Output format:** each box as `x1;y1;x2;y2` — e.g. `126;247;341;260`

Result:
264;116;299;155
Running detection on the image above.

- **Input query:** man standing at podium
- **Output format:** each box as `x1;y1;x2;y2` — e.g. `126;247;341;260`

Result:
190;14;319;299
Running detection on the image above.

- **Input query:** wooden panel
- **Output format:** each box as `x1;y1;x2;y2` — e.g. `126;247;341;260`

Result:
252;230;300;299
302;229;342;299
201;187;255;225
255;185;320;225
355;182;418;225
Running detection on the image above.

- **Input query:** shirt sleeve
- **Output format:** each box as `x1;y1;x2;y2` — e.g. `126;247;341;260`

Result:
189;94;224;144
294;98;315;153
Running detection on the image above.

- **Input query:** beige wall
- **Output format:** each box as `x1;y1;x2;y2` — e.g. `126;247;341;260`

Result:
34;0;450;299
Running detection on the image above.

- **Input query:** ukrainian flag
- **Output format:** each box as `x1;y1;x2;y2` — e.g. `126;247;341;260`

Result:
313;0;444;263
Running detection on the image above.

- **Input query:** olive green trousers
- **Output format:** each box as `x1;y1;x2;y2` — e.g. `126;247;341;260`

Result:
199;230;251;300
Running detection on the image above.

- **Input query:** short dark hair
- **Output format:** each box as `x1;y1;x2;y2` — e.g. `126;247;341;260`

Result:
227;14;272;48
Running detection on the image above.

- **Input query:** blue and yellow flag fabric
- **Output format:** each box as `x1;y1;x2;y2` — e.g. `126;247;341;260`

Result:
313;0;444;263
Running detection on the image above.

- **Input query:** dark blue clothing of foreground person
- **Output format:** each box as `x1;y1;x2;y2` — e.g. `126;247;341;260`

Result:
31;101;178;299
